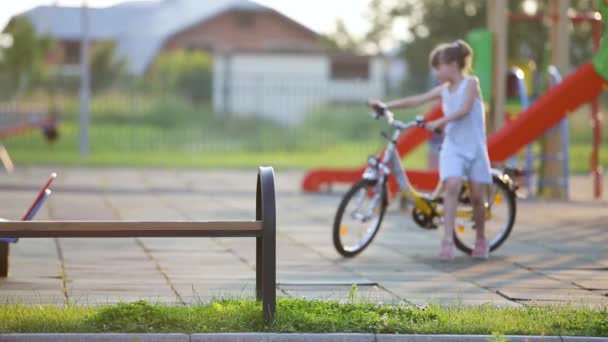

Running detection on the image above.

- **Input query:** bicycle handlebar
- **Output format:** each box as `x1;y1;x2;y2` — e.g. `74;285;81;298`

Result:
370;103;441;134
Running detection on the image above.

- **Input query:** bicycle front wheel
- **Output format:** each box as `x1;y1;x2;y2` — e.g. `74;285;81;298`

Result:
453;176;516;254
333;179;388;258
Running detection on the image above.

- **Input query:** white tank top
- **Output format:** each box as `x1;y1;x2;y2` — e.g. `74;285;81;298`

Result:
440;76;487;160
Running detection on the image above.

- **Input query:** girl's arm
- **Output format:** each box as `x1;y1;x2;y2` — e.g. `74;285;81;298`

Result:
371;85;443;110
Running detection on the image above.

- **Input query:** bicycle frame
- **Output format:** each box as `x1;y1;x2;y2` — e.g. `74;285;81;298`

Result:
363;124;440;216
361;112;506;220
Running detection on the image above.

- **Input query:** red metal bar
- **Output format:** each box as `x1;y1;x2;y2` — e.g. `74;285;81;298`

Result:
0;118;56;138
21;173;56;221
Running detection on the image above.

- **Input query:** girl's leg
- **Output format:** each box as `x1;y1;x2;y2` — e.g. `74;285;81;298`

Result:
439;177;462;260
469;181;488;241
442;177;463;240
469;181;490;259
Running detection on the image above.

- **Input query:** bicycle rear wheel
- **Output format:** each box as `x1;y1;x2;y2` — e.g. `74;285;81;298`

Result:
453;176;516;254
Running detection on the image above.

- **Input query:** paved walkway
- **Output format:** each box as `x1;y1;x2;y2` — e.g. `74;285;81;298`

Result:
0;167;606;307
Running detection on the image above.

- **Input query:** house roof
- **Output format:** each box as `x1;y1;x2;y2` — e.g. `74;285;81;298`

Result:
19;0;308;74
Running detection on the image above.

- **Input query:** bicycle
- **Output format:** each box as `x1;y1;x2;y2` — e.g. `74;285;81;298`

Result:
332;105;518;258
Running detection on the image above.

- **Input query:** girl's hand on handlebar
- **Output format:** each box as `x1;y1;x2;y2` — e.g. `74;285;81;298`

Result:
368;100;386;111
424;119;444;134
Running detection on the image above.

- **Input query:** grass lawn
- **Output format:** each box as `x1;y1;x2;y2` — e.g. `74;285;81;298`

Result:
3;122;603;174
0;299;607;336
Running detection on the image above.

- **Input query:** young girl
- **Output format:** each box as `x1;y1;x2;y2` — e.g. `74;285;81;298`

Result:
370;40;492;261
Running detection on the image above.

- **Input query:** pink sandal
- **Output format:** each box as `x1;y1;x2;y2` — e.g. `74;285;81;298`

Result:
439;239;455;261
472;239;489;260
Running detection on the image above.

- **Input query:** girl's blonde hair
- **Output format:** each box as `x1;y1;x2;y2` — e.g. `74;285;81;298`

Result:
429;40;473;74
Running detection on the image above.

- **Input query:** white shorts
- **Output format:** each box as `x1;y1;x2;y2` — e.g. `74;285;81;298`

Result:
439;149;492;184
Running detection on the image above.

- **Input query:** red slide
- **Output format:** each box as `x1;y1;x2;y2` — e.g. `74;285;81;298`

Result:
302;63;607;192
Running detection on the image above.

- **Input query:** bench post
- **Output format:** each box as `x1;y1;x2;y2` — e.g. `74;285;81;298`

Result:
255;166;276;325
0;242;8;277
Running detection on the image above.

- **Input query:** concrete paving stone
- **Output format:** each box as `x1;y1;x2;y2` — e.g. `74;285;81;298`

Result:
394;290;506;300
538;270;608;281
3;168;608;308
277;276;372;285
399;292;508;301
66;291;177;300
161;266;254;275
191;334;375;342
462;271;563;288
0;334;190;342
513;255;600;271
497;288;608;302
65;295;180;305
164;274;255;282
8;256;61;266
377;335;562;342
0;278;62;291
0;295;66;305
144;248;232;255
63;272;163;280
379;281;485;294
479;279;578;291
405;298;519;307
155;255;252;264
573;280;608;290
175;283;256;293
592;290;608;297
354;272;458;283
46;195;118;220
65;282;171;291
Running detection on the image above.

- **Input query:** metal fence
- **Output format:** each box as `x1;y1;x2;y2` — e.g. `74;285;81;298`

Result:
0;75;423;166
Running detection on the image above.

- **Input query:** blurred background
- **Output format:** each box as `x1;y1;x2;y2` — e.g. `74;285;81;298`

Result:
0;0;605;173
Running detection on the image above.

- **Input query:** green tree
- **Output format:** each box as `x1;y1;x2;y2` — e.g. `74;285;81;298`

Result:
384;0;599;93
362;0;395;53
322;0;397;53
0;16;53;98
392;0;488;93
321;19;361;52
90;41;127;93
146;50;213;103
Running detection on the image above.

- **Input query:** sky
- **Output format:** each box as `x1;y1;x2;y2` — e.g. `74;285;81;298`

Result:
0;0;374;37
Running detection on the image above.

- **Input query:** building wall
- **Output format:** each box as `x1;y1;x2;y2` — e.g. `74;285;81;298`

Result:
163;10;322;53
213;53;386;126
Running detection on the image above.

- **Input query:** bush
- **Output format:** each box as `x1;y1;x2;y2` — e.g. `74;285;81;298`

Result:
145;50;213;103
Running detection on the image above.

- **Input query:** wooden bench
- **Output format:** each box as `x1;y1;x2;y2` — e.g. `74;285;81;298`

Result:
0;167;277;324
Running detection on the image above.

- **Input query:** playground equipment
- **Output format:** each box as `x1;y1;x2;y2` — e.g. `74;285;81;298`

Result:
507;3;604;199
0;103;59;172
506;65;570;199
302;0;606;199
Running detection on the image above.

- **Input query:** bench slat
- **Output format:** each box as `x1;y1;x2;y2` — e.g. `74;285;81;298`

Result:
0;221;263;238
